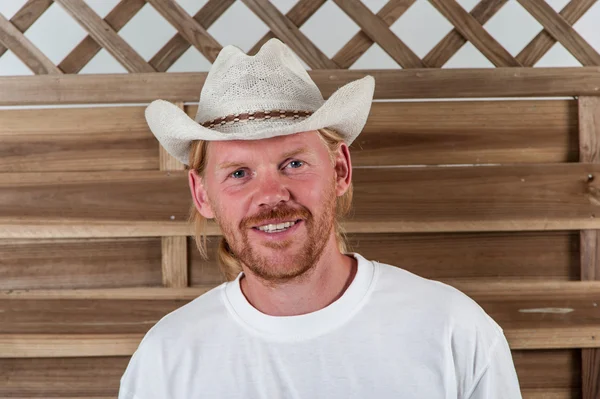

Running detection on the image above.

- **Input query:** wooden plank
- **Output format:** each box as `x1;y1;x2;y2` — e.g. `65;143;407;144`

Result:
428;0;521;67
146;0;222;64
0;357;128;397
0;13;62;75
333;0;415;68
0;106;157;172
6;163;600;237
517;0;597;67
0;0;53;58
0;98;576;172
160;102;188;288
59;0;146;74
248;0;326;56
150;0;235;72
0;350;578;397
424;0;508;68
55;0;155;73
241;0;338;69
514;350;580;397
2;282;600;357
0;334;143;357
579;95;600;399
1;68;599;104
187;99;578;165
517;0;600;66
190;231;579;286
333;0;425;68
0;287;212;300
0;237;162;290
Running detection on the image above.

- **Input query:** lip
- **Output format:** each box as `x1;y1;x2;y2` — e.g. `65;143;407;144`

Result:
250;219;303;241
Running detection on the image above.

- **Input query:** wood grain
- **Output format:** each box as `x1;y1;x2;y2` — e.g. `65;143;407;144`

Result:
59;0;146;74
190;231;579;286
333;0;415;68
0;357;129;397
423;0;508;68
579;96;600;399
0;99;576;174
5;164;600;237
150;0;235;72
159;102;188;288
517;0;598;67
517;0;600;66
55;0;155;73
0;106;157;172
0;350;578;397
0;334;143;357
0;0;53;58
241;0;338;69
188;99;578;165
333;0;424;68
146;0;222;64
513;349;580;396
1;68;599;105
0;13;62;74
247;0;326;56
0;237;162;290
2;282;600;356
428;0;520;67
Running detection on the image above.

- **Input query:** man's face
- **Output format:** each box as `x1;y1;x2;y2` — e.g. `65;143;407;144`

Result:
191;130;349;283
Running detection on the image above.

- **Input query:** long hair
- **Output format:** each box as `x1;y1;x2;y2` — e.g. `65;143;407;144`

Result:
188;128;353;281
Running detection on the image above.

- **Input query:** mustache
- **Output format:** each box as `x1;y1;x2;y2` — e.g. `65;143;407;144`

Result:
241;205;311;228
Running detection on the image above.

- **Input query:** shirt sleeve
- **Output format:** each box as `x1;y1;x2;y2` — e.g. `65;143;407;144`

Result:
465;333;523;399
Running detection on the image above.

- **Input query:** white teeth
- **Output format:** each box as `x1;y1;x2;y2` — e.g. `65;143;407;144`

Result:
257;221;297;233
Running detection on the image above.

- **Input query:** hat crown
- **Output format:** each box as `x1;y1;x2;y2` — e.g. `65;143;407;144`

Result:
195;39;325;124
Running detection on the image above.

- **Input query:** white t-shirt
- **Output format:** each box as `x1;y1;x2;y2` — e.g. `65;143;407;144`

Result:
119;253;522;398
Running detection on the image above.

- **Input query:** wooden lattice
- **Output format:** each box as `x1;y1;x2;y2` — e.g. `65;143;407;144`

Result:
0;0;598;75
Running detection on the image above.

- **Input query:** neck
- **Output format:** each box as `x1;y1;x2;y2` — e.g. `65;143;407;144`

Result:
239;234;357;316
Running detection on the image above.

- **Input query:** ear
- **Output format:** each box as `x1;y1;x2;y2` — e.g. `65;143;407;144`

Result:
333;143;352;197
188;169;215;219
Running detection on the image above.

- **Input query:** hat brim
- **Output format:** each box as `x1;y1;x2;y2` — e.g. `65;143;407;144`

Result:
145;75;375;165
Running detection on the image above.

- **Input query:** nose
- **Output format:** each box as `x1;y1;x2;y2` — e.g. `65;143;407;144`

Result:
255;170;290;208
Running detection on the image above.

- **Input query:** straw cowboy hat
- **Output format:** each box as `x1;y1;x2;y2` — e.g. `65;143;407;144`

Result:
145;38;375;166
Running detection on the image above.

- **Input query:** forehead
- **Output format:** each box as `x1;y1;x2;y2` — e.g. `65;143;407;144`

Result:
206;130;324;165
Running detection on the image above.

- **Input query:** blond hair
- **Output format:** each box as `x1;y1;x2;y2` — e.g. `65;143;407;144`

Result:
188;128;353;281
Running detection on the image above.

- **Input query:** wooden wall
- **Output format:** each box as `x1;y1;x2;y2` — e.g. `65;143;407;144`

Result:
1;70;600;397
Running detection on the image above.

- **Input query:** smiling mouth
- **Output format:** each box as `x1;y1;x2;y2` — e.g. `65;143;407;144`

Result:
254;220;300;233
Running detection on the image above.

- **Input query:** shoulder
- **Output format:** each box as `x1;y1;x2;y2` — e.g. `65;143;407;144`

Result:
141;283;229;344
369;258;503;337
119;284;231;397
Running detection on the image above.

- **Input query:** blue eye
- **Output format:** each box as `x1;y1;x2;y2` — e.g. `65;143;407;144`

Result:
231;169;246;179
287;160;304;169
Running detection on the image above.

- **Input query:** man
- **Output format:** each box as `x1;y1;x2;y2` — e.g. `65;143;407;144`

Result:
119;38;522;398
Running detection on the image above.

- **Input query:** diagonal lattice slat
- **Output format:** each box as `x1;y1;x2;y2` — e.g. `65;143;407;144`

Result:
517;0;598;66
0;0;53;58
517;0;600;66
56;0;155;72
429;0;521;67
150;0;234;72
146;0;223;64
0;12;62;74
333;0;415;69
242;0;338;69
248;0;325;56
58;0;145;74
333;0;425;68
1;0;599;74
424;0;507;68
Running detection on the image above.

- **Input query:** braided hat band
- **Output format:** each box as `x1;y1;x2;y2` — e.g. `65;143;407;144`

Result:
201;110;313;129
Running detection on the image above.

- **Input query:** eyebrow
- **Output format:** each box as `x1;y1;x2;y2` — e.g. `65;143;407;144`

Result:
216;147;315;171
